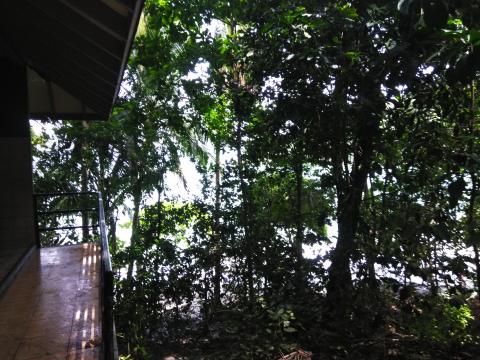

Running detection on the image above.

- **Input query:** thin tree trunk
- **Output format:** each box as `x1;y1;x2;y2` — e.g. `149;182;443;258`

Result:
81;120;90;242
213;142;222;307
229;20;254;304
467;175;480;298
236;119;254;303
156;169;165;236
109;213;117;254
293;138;304;290
127;183;141;281
366;176;377;289
428;236;438;295
202;273;211;333
473;243;480;299
467;81;480;299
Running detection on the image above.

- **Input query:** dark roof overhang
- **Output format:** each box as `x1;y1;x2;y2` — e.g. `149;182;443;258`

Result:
0;0;144;121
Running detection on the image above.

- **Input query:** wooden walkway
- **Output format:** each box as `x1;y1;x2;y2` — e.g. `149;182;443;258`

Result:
0;243;102;360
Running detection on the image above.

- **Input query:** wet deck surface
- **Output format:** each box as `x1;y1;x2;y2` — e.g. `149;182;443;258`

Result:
0;243;102;360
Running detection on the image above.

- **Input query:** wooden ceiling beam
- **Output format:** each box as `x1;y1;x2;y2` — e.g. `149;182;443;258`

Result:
60;0;129;41
30;112;105;121
23;0;124;64
2;28;116;98
101;0;133;17
26;57;111;116
16;21;118;86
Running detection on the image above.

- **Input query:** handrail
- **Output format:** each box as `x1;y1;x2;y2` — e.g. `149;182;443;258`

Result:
34;191;98;197
38;224;98;232
37;208;98;215
98;192;117;360
98;192;112;273
34;192;99;247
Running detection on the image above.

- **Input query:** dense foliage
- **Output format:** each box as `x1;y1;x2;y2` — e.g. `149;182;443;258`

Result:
32;0;480;359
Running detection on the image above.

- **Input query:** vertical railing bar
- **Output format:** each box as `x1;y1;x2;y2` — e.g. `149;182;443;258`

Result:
98;191;115;360
33;194;40;248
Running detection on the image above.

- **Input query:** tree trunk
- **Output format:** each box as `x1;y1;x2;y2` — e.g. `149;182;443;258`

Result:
428;236;438;295
467;174;480;298
109;213;117;254
81;120;90;242
236;119;254;303
325;69;382;323
327;193;356;307
293;140;304;290
127;183;141;281
213;142;222;307
229;21;254;303
328;155;375;320
365;177;378;289
473;243;480;300
467;81;480;299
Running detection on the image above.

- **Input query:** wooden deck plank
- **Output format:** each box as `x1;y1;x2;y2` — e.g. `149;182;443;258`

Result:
0;243;102;360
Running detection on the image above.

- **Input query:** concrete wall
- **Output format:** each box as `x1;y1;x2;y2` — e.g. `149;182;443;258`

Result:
0;58;36;282
0;138;35;247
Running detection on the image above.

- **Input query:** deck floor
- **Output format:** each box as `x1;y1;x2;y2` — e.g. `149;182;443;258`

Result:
0;243;102;360
0;247;31;284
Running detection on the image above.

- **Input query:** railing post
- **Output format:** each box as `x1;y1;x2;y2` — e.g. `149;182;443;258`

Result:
103;271;114;360
32;194;40;248
98;191;116;360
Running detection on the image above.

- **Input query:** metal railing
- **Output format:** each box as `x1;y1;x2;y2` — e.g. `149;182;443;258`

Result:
34;191;99;247
98;192;118;360
34;191;118;360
